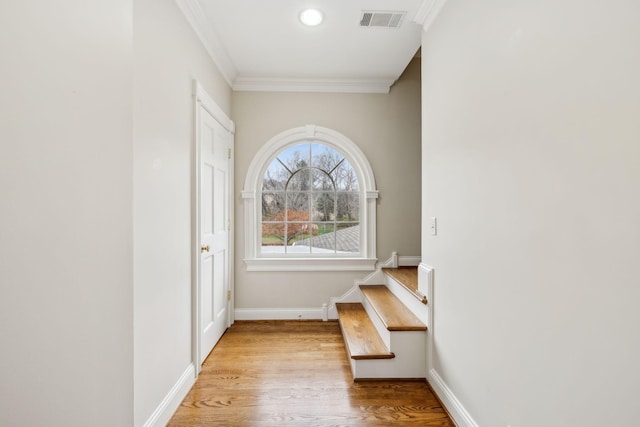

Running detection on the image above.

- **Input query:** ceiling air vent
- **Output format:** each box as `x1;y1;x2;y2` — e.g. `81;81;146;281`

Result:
360;11;406;28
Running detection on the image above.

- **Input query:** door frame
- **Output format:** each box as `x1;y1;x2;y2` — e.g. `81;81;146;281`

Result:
192;80;235;375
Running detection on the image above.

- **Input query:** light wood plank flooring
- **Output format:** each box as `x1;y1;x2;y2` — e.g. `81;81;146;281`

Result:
168;320;453;427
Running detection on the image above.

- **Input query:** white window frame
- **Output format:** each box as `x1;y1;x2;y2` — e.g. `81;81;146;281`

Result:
243;125;378;272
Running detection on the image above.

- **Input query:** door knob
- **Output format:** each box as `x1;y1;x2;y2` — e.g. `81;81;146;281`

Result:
201;245;210;253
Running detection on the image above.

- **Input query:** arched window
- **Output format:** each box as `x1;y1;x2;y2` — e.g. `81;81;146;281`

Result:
243;125;378;271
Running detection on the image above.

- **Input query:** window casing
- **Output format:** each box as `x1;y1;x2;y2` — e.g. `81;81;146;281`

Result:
243;125;378;271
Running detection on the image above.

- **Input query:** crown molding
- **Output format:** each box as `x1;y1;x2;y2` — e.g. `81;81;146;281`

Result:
232;77;395;94
175;0;237;86
177;0;408;94
413;0;448;33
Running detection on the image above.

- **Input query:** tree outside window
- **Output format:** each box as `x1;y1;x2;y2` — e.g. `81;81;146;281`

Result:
261;143;360;254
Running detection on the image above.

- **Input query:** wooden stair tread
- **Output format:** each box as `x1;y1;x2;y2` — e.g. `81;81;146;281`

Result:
360;285;427;331
382;267;427;304
336;303;395;360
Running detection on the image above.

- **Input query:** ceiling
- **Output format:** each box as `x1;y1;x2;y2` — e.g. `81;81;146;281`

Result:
177;0;430;93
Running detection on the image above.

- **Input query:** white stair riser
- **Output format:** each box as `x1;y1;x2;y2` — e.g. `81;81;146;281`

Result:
384;275;428;325
334;257;429;380
360;292;391;348
351;331;427;379
390;331;426;376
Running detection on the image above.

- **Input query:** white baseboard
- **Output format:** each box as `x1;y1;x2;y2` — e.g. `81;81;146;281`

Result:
427;369;479;427
398;256;421;266
355;269;385;287
143;363;195;427
328;285;364;319
328;253;422;320
379;251;398;268
234;308;323;320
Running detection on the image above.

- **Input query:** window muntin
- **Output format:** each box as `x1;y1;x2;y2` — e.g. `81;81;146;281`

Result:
243;125;377;272
260;143;360;256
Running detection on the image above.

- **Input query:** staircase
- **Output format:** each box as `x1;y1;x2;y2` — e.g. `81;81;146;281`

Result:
333;266;428;380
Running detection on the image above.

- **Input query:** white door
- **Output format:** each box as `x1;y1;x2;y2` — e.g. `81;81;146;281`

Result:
198;106;232;364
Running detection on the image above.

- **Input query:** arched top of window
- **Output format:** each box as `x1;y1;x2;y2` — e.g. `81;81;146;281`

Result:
262;143;359;193
243;125;378;271
244;125;376;194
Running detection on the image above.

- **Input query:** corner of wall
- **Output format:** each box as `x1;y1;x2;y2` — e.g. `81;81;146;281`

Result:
141;364;196;427
427;369;479;427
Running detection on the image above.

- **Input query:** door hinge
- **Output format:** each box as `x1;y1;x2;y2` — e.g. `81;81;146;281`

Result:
227;148;232;159
226;290;231;301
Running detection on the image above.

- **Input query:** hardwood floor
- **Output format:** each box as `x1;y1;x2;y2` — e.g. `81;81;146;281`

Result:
359;285;427;331
168;320;454;427
336;303;394;359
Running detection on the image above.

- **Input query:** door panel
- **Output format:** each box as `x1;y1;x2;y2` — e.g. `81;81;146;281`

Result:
202;257;213;326
199;106;232;364
213;251;225;316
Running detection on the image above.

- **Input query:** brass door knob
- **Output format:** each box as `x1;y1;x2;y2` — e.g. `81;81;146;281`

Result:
201;245;210;253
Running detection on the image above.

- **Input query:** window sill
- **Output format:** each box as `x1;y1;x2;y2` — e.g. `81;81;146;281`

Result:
244;257;378;272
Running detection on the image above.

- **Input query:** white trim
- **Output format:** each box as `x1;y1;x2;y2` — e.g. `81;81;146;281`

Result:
328;285;364;320
385;273;428;325
193;81;234;133
399;256;421;267
176;0;401;95
235;308;324;320
413;0;448;33
192;80;235;374
418;263;434;330
176;0;237;86
242;125;378;270
428;369;480;427
379;251;398;268
192;92;203;376
244;257;377;272
361;293;391;348
233;76;395;94
142;363;196;427
355;265;387;286
418;265;476;427
243;125;377;207
327;252;421;319
419;262;435;381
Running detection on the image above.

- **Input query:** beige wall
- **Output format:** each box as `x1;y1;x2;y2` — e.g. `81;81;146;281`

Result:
232;59;421;310
0;1;133;425
421;1;640;425
133;0;231;425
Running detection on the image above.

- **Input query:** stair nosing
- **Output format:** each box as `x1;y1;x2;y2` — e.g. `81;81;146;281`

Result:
359;285;427;332
336;302;395;360
382;267;427;304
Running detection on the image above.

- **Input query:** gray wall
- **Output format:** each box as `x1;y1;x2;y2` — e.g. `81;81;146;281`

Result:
421;1;640;425
232;58;421;311
0;1;133;425
133;0;231;425
1;1;234;425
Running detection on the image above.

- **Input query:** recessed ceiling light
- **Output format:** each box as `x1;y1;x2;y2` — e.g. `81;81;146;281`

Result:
299;9;323;26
